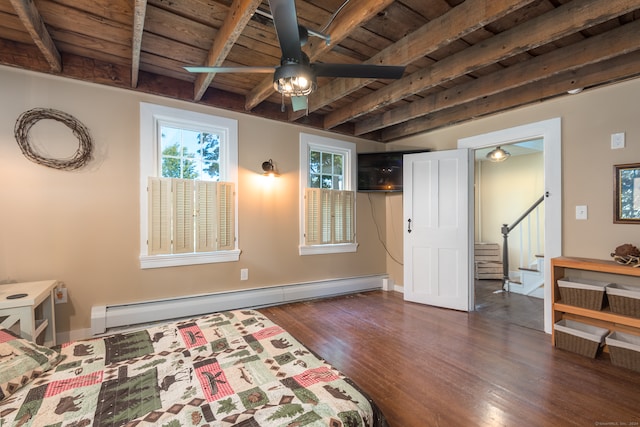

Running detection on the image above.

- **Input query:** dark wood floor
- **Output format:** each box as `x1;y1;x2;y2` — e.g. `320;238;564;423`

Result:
260;291;640;427
475;279;544;331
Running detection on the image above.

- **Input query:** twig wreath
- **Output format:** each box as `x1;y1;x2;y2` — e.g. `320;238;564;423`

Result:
14;108;93;170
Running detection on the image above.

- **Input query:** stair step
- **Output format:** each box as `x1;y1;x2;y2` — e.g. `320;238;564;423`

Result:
518;267;540;272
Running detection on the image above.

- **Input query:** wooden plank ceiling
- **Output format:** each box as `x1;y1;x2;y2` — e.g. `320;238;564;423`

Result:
1;0;640;143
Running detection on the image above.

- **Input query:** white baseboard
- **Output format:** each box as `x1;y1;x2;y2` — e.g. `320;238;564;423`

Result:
61;274;387;343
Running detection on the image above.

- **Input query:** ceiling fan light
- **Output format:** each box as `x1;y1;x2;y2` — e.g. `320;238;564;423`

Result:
273;64;316;96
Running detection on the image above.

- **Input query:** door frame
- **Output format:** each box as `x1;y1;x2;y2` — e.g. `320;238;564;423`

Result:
458;118;562;334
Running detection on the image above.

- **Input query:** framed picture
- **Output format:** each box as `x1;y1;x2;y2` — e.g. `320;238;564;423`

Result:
614;163;640;223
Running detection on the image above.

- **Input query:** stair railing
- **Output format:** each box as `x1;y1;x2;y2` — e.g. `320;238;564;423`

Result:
501;195;544;291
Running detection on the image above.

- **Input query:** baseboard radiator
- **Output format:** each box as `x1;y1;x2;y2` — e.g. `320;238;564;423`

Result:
91;274;386;335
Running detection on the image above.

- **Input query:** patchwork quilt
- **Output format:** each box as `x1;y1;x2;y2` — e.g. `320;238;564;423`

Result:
0;309;385;427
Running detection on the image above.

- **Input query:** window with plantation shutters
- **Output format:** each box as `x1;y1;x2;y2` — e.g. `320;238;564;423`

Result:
299;133;357;255
140;103;239;268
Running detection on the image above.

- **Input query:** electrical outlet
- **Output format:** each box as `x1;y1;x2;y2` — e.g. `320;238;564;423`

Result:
240;268;249;281
55;285;68;304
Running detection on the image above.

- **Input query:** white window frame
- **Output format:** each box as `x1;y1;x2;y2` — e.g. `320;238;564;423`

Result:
299;133;358;255
139;102;240;269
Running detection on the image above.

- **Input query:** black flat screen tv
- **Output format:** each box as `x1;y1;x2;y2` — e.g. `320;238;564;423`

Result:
357;150;429;193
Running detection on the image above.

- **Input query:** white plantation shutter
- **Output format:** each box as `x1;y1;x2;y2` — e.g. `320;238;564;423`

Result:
148;177;172;254
195;180;216;252
305;188;355;245
148;178;235;254
320;189;332;244
305;188;322;245
172;179;195;253
333;190;354;243
216;182;235;250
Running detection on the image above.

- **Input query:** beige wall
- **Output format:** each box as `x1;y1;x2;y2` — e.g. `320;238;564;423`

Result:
0;66;388;335
386;77;640;286
4;64;640;330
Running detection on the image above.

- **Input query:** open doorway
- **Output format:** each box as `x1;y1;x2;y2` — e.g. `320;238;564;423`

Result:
473;140;544;331
458;118;562;334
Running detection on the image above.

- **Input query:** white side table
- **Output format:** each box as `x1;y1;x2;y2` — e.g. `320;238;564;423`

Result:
0;280;57;346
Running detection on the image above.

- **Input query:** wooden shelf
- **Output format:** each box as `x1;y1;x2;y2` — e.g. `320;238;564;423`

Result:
551;257;640;346
554;303;640;328
552;256;640;277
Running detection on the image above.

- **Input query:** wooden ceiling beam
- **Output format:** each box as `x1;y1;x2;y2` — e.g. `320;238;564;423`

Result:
356;19;640;136
131;0;147;88
193;0;262;101
380;50;640;142
9;0;61;72
323;0;640;130
289;0;535;122
244;0;394;111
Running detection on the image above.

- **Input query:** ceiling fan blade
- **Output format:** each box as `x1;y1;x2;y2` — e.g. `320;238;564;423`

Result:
268;0;303;62
312;63;406;79
184;66;276;73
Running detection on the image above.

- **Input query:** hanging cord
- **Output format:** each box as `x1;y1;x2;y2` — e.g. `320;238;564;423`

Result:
367;193;403;265
321;0;350;32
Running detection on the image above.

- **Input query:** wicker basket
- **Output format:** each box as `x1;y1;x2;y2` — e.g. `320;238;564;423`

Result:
558;277;609;310
606;331;640;372
606;283;640;318
554;319;609;358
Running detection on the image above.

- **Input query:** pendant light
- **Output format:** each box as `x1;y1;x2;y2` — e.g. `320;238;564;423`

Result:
486;146;511;162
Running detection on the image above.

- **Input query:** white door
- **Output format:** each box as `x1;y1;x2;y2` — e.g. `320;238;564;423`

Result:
403;149;473;311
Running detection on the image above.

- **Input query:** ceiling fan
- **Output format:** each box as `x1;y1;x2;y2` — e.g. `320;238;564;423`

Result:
184;0;406;112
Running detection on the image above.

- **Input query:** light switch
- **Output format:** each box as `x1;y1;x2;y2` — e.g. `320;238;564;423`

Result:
611;132;625;149
576;205;588;220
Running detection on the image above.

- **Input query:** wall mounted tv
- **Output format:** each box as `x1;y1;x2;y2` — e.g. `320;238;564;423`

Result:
357;150;429;193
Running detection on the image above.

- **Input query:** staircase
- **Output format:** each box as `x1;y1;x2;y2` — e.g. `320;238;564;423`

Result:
499;195;545;298
506;254;544;298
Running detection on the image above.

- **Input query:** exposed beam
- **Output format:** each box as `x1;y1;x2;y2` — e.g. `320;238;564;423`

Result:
244;0;394;111
193;0;262;101
380;51;640;142
9;0;61;72
289;0;535;122
131;0;147;88
323;0;640;130
356;19;640;136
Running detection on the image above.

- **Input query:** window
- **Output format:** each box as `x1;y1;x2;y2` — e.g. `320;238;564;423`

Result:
140;103;239;268
299;133;357;255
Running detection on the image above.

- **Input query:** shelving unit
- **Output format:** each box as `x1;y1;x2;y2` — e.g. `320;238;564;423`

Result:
551;257;640;348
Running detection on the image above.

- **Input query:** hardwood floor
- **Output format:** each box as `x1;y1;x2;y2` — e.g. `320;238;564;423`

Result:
260;291;640;427
474;279;544;331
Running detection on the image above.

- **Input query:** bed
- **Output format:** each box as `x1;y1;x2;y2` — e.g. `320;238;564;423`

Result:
0;309;386;427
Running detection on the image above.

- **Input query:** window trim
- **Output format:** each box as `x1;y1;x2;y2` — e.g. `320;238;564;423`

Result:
139;103;240;268
299;133;357;255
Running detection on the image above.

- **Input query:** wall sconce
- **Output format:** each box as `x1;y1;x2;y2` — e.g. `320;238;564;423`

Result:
486;146;511;162
261;159;279;177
